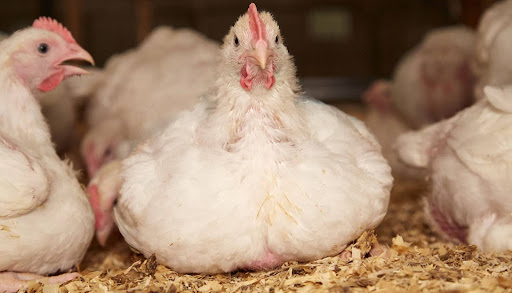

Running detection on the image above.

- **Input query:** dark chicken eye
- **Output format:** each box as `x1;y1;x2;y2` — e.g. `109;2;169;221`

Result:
38;43;49;54
104;147;113;158
234;36;239;46
275;35;279;44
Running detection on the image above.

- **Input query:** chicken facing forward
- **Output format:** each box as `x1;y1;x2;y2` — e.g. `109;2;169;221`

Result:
396;85;512;252
0;18;95;292
90;3;392;273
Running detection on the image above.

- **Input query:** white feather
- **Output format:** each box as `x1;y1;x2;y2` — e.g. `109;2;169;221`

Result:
396;85;512;252
0;29;94;275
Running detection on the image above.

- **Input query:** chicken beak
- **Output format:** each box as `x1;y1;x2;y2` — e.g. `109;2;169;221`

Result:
59;43;95;77
250;40;272;70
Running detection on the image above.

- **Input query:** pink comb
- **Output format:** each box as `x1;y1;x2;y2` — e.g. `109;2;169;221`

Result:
33;17;77;44
248;3;267;43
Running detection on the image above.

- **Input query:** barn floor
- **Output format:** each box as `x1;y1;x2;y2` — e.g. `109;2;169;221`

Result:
27;103;512;293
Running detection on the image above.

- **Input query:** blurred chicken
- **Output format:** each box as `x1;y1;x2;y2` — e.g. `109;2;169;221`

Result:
473;0;512;100
396;85;512;252
90;3;392;273
364;26;476;178
81;26;218;177
363;80;425;179
0;18;94;292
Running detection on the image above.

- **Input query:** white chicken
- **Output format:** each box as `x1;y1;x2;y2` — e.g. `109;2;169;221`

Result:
81;26;218;177
364;26;476;178
0;31;93;154
473;0;512;100
396;85;512;251
0;18;95;292
90;3;392;273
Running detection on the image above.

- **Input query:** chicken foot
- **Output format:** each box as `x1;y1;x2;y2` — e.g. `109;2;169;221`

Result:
0;271;79;293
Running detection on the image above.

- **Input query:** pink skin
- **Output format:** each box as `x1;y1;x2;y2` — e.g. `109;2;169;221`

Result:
88;184;116;246
428;200;468;243
362;80;392;113
0;272;79;293
240;3;276;91
244;250;283;270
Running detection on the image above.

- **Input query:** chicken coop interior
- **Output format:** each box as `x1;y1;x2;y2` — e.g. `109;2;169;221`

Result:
1;0;512;292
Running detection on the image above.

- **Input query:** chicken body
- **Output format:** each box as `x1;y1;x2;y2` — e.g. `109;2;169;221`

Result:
365;26;476;178
396;86;512;251
82;26;218;177
111;4;392;273
0;18;94;291
473;0;512;100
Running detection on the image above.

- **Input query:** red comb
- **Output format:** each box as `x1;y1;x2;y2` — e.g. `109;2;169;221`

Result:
32;17;76;44
248;3;267;43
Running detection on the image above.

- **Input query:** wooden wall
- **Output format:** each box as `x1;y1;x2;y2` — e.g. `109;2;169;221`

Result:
0;0;497;78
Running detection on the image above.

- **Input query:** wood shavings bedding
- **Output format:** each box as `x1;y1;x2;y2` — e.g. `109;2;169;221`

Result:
22;178;512;293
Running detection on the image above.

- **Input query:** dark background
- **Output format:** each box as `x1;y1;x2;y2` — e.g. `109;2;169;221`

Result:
0;0;496;79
